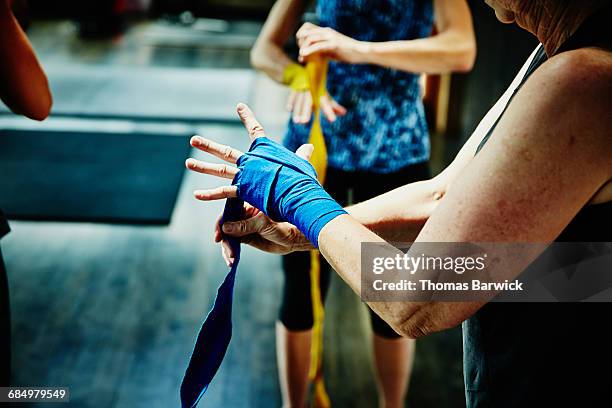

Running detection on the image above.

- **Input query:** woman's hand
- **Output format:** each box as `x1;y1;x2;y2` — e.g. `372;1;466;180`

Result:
185;104;316;201
185;103;316;265
287;89;346;124
296;22;367;64
212;203;313;266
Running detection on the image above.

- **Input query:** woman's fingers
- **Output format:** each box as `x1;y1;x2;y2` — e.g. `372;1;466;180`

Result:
287;90;297;112
194;185;238;200
185;158;238;179
299;42;329;59
292;92;312;124
237;103;266;141
190;135;242;164
320;96;337;122
299;32;327;50
221;239;235;266
296;22;317;43
320;95;347;121
240;235;287;255
330;97;347;116
216;203;258;264
222;212;270;237
214;213;223;242
300;92;313;123
295;144;314;161
292;92;305;123
293;92;311;124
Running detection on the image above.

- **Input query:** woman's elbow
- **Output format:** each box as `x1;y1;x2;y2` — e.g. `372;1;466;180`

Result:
249;48;262;70
32;90;52;121
18;76;53;121
23;91;52;121
395;312;438;339
393;304;464;339
395;322;430;339
446;30;476;73
8;92;51;121
250;44;268;71
454;40;476;73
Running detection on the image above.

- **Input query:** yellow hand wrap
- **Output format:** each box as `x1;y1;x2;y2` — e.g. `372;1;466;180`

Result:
283;62;311;92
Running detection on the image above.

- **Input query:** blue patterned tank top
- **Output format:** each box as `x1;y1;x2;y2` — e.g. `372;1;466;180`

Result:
283;0;434;173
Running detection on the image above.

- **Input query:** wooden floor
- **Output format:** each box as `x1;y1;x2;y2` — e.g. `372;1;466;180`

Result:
1;19;465;407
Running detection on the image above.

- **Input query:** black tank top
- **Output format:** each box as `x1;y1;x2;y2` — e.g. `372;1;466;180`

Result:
464;6;612;408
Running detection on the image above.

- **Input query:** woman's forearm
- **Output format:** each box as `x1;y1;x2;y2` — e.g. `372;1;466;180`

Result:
356;30;475;74
250;42;293;83
318;214;408;321
353;0;475;73
347;178;445;242
318;214;468;338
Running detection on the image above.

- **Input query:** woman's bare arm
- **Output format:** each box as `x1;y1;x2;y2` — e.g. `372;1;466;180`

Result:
346;46;542;242
0;0;51;120
298;0;476;73
250;0;307;83
362;0;476;72
319;48;612;337
208;47;543;256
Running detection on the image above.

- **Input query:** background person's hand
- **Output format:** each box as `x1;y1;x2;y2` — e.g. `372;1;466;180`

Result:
296;22;367;64
286;90;346;124
186;103;317;265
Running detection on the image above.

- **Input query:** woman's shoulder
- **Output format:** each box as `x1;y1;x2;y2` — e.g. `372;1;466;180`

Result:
542;47;612;91
489;45;611;172
522;47;611;130
509;46;612;181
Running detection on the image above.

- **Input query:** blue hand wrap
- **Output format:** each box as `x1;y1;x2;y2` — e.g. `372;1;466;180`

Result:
233;137;346;247
180;137;345;408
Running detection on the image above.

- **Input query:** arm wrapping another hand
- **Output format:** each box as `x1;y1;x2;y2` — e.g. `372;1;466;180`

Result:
233;137;346;247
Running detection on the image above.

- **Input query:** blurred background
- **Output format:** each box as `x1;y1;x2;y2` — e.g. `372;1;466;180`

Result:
0;0;536;406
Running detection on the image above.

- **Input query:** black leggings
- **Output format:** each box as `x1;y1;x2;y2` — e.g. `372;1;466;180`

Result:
280;161;431;338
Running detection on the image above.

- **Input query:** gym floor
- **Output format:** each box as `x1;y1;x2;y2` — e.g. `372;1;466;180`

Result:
1;19;464;407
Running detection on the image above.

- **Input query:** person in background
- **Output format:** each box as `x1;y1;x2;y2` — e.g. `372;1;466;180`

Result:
249;1;475;406
0;0;52;385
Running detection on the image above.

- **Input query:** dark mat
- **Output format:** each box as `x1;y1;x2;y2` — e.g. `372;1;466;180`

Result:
0;65;253;124
0;129;191;225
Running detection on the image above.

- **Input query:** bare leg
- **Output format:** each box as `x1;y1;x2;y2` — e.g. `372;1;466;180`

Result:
372;334;415;408
276;321;312;408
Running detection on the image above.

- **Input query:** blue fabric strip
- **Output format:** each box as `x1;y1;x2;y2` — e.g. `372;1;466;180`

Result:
180;198;244;408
